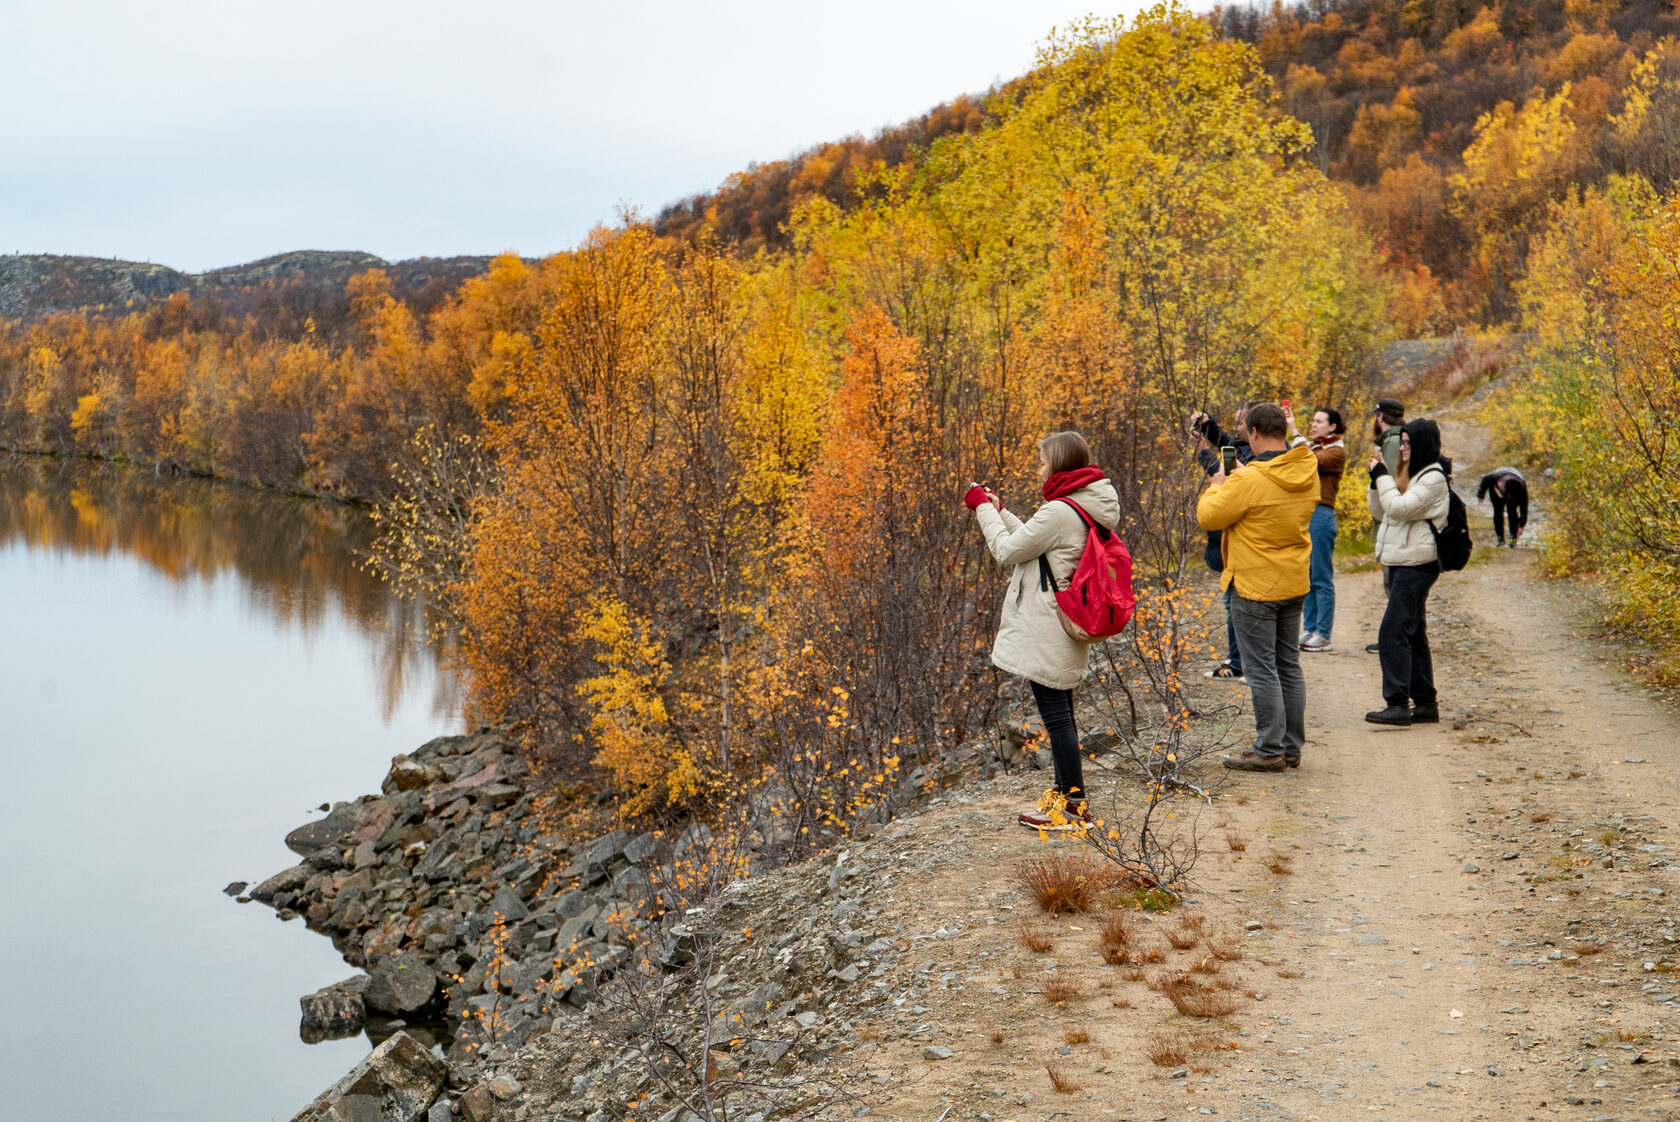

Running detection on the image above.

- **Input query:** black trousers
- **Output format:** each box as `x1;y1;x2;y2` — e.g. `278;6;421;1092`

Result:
1379;563;1439;707
1492;484;1528;540
1030;681;1086;804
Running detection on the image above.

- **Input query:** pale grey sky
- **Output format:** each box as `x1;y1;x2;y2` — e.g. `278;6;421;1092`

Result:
4;1;1145;272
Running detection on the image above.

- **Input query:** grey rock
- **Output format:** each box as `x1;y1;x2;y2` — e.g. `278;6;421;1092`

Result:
1463;863;1480;874
456;1084;497;1122
300;975;370;1033
487;1074;522;1099
623;831;672;867
291;1030;447;1122
1243;919;1264;932
252;864;311;904
427;1102;454;1122
611;866;654;901
223;881;248;896
366;953;437;1015
554;889;596;919
556;907;600;952
922;1045;953;1060
286;802;369;856
486;885;528;923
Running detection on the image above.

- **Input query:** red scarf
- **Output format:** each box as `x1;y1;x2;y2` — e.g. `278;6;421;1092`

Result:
1042;465;1106;502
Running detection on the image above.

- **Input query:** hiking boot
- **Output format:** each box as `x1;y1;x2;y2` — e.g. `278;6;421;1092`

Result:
1301;633;1333;653
1285;755;1301;769
1222;751;1287;773
1205;663;1244;680
1365;705;1412;726
1017;805;1091;831
1364;642;1381;654
1410;703;1440;723
1017;790;1091;831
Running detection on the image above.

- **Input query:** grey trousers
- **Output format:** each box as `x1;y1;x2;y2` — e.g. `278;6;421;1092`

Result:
1230;592;1307;760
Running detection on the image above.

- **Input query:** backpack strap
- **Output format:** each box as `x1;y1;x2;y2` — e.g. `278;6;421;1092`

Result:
1056;498;1112;541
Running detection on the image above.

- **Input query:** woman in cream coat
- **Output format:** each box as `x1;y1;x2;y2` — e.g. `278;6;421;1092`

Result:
1365;418;1450;728
964;431;1120;830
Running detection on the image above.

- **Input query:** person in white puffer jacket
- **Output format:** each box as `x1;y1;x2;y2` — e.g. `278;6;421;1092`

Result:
964;430;1120;831
1364;418;1450;728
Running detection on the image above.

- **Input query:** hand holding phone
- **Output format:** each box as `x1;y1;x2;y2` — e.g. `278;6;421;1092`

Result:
1220;447;1237;475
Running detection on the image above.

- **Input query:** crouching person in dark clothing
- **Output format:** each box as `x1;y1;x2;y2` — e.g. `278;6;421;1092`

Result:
1365;420;1450;727
1477;467;1528;547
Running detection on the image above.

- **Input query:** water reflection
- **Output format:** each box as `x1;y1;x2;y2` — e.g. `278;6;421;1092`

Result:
0;452;458;721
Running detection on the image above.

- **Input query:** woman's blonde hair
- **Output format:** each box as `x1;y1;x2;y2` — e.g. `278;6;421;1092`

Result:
1038;431;1091;476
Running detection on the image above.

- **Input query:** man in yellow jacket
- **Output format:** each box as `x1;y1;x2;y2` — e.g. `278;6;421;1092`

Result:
1195;402;1320;772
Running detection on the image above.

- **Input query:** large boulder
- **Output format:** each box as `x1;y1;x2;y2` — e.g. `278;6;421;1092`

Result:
299;975;369;1038
291;1030;446;1122
286;802;370;856
365;953;437;1016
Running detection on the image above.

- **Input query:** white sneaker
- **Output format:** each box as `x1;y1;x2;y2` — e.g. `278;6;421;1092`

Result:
1301;634;1334;653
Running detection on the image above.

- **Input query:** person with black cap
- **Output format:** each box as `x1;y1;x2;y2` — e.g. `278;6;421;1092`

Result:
1371;399;1405;472
1364;419;1449;727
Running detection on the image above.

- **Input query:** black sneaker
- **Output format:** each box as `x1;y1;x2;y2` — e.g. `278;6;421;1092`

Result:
1205;663;1244;680
1364;642;1381;654
1411;704;1439;723
1365;705;1412;726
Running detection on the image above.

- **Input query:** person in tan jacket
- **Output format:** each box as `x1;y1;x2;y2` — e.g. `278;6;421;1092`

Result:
1195;403;1319;772
966;431;1120;829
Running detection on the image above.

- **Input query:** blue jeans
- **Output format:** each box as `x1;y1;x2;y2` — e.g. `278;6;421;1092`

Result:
1223;586;1242;673
1302;504;1338;638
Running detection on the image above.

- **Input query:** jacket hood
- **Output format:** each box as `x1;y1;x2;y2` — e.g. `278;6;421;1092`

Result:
1247;445;1319;494
1403;419;1441;473
1060;477;1121;529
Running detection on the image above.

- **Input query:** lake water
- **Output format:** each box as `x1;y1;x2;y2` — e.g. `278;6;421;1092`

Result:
0;454;461;1121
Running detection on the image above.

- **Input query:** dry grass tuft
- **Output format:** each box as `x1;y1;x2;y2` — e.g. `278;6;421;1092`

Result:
1045;1065;1081;1094
1190;954;1222;975
1265;851;1294;875
858;1027;880;1041
988;1029;1004;1044
1065;1028;1092;1045
1209;941;1244;961
1275;966;1304;979
1120;967;1146;982
1146;1033;1189;1066
1233;794;1249;806
1043;978;1083;1005
1143;946;1167;964
1018;855;1111;915
1158;974;1240;1017
1097;912;1133;964
1573;942;1605;956
1225;834;1248;852
1167;927;1201;950
1528;809;1553;823
1016;922;1055;953
1111;996;1132;1009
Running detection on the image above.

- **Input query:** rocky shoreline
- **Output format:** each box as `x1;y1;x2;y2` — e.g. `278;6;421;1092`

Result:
250;706;1060;1121
249;728;705;1120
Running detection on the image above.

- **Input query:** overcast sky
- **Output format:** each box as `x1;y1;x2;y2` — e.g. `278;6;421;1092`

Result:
4;1;1147;273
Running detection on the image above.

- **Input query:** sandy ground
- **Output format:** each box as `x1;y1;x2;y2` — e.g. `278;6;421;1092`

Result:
825;421;1680;1122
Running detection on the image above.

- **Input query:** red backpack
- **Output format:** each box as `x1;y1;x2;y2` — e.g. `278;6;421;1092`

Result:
1035;499;1136;643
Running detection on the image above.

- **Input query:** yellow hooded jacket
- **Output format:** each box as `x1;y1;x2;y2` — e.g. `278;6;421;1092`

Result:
1195;445;1319;602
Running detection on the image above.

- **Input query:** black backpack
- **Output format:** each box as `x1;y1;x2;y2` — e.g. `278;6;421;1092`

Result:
1420;463;1472;572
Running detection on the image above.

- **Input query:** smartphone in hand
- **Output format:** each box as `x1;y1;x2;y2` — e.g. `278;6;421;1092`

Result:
1220;447;1237;475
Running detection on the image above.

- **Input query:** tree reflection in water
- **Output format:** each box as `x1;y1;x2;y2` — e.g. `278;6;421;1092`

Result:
0;452;459;723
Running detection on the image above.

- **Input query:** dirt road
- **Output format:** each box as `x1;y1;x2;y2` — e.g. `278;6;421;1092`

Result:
824;424;1680;1121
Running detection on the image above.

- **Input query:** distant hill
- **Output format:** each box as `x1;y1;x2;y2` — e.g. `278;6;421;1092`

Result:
0;250;495;322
